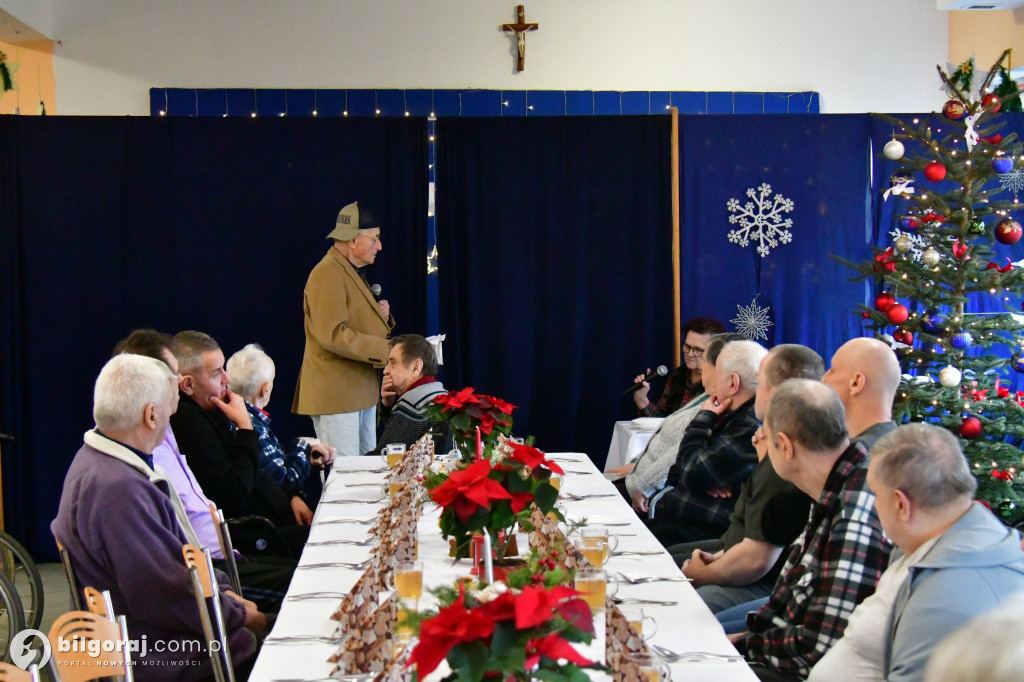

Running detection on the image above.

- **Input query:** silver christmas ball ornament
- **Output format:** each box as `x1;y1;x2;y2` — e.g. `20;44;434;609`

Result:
894;234;912;253
883;139;905;161
922;247;940;267
939;365;962;388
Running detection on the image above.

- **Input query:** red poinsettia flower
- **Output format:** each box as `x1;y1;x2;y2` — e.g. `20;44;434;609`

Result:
479;412;497;435
508;441;565;475
524;633;593;669
488;396;518;415
473;590;518;622
556;596;595;635
430;459;513;522
436;386;481;412
509;491;535;514
408;589;497;677
514;584;578;629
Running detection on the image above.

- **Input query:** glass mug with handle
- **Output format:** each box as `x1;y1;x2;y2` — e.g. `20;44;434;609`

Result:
624;652;672;682
574;565;618;613
387;471;411;498
619;604;658;639
382;443;407;468
580;526;619;568
387;560;424;604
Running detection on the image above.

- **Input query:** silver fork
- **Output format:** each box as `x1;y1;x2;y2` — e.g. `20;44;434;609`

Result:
319;498;386;505
612;597;677;607
317;518;376;525
297;559;373;570
650;644;743;662
614;571;692;585
286;592;349;601
304;538;376;546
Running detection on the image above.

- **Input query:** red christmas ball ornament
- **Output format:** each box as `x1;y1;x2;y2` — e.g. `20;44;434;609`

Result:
942;99;966;120
982;93;1001;112
893;328;914;345
874;292;896;312
924;162;947;182
959;416;983;440
887;304;910;325
995;218;1023;245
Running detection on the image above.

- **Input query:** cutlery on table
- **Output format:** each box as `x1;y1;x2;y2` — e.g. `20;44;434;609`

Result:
304;538;376;547
611;550;663;557
319;498;386;505
562;493;619;501
286;592;349;601
297;559;372;570
614;571;691;584
316;518;376;525
612;597;677;607
650;644;743;662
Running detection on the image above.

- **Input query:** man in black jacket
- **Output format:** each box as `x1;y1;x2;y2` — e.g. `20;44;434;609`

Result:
170;330;309;555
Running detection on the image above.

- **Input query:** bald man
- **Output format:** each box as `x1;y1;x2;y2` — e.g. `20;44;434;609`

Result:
822;337;901;449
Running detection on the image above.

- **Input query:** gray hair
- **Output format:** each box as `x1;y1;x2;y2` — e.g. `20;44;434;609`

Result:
94;355;175;430
226;344;276;401
766;379;848;451
705;333;748;366
870;423;977;509
172;330;220;377
716;339;768;391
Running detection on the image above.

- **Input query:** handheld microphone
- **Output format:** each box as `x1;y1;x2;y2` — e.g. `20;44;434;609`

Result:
622;365;668;395
370;284;382;299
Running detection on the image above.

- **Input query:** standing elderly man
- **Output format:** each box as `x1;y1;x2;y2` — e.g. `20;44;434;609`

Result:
293;202;394;457
808;423;1024;682
365;334;446;456
648;339;767;546
731;380;890;682
52;354;260;680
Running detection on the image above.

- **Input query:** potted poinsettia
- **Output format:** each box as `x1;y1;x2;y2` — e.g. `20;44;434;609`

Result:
408;581;598;682
426;387;516;461
426;442;563;559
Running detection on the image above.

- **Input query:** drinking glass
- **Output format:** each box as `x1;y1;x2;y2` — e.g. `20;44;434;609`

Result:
624;652;671;682
580;526;619;568
574;566;617;613
381;443;406;468
619;604;657;639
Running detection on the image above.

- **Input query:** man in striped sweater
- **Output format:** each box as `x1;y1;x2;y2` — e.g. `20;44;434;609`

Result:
365;334;446;455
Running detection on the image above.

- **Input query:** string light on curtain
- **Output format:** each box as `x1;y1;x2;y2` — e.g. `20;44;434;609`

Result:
313;89;318;116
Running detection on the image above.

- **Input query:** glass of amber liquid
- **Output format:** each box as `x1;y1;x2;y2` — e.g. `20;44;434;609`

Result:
625;652;671;682
575;566;617;613
549;473;563;491
393;561;423;602
382;444;406;468
580;526;619;568
388;472;410;498
620;604;657;639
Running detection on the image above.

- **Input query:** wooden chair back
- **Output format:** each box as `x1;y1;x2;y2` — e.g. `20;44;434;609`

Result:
182;544;233;682
82;587;115;621
0;661;40;682
47;610;133;682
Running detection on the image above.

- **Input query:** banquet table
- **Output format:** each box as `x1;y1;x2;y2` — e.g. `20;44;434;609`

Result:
250;452;756;682
605;419;662;472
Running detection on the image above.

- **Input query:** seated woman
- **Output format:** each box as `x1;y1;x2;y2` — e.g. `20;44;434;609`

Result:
633;316;726;418
227;343;334;523
624;333;747;515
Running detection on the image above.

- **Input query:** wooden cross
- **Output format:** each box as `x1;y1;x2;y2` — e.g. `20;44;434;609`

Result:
502;5;538;72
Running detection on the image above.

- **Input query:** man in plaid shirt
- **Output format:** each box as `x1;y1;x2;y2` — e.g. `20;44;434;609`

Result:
648;340;767;546
732;379;890;681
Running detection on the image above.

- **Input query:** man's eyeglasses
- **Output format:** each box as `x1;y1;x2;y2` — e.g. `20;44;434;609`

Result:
356;233;381;245
683;344;706;357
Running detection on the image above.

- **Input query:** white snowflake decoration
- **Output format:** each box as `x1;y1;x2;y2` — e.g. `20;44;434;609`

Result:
888;227;927;261
999;168;1024;200
727;183;795;258
732;298;774;341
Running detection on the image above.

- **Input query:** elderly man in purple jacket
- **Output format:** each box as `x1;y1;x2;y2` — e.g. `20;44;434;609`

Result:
52;354;262;681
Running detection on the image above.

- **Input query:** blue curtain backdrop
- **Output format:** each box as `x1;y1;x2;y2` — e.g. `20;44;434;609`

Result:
678;115;874;357
435;117;675;466
0;116;428;558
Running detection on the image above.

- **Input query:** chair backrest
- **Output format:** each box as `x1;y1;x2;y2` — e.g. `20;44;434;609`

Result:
53;535;84;612
0;661;40;682
208;505;243;594
82;587;115;622
182;544;234;682
47;610;133;682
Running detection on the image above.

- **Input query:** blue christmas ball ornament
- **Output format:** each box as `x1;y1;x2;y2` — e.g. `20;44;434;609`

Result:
1012;351;1024;373
932;344;946;355
922;313;945;334
993;157;1014;174
951;331;973;350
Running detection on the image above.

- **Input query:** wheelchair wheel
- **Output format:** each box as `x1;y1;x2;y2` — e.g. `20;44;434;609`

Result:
0;571;26;663
0;531;43;631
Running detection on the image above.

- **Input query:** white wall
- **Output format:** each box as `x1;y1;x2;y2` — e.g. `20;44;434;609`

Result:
43;0;949;115
1;0;52;38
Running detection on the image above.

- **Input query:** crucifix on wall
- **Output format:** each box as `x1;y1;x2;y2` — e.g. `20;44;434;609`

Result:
502;5;538;72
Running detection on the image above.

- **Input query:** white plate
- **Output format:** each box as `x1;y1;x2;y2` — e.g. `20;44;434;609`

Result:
631;417;664;430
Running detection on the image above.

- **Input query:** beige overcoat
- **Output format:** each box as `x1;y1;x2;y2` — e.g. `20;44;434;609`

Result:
292;246;393;415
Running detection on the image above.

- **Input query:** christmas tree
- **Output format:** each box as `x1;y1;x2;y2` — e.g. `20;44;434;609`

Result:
840;49;1024;525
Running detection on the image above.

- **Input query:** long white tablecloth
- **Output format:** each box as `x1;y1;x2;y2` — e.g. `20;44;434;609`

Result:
250;453;756;682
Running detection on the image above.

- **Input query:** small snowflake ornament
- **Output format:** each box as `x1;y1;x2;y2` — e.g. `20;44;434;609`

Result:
999;168;1024;201
732;297;774;341
726;183;795;258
